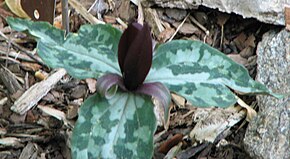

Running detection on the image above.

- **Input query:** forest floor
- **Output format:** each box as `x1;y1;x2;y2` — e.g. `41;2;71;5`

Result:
0;1;282;158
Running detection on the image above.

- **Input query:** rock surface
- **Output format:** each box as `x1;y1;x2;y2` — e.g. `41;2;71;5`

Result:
143;0;289;25
243;29;290;159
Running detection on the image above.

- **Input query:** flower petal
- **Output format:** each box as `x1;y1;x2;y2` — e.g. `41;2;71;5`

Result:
118;23;143;73
136;82;171;125
123;23;153;90
96;73;126;98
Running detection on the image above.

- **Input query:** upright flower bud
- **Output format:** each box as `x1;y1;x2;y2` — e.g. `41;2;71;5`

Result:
118;22;153;90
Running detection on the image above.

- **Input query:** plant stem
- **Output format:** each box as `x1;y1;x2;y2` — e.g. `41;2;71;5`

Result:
62;0;69;35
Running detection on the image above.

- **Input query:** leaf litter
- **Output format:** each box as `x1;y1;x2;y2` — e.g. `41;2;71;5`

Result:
0;1;281;158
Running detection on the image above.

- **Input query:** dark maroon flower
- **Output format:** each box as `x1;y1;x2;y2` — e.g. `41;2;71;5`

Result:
118;22;153;91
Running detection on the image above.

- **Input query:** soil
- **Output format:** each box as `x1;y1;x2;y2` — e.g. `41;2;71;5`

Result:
0;1;281;159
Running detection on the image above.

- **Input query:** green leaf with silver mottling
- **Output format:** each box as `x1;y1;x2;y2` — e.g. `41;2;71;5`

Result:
7;17;122;79
146;40;278;107
71;91;156;159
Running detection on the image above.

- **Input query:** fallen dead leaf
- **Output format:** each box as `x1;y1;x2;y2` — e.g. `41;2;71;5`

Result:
227;54;248;65
171;93;186;108
233;33;247;50
158;27;175;42
240;46;254;58
103;15;117;24
85;78;97;93
217;13;230;27
236;96;257;121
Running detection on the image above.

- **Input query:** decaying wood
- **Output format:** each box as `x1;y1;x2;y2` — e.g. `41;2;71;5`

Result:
0;66;22;94
11;68;67;115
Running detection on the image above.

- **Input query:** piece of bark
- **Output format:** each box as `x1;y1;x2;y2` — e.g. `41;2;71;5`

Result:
0;66;22;94
11;69;66;115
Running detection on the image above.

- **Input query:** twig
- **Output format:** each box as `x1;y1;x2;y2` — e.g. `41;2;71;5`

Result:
168;13;190;42
87;0;98;13
0;49;42;63
189;15;210;43
189;15;209;36
0;30;46;67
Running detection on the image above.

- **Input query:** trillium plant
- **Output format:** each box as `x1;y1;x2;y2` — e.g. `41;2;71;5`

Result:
7;17;280;159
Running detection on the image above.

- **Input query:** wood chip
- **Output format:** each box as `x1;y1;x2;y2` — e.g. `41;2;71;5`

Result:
11;68;67;115
19;142;39;159
0;66;23;94
0;137;23;148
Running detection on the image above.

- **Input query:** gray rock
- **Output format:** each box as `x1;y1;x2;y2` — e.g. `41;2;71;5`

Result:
243;29;290;159
143;0;288;25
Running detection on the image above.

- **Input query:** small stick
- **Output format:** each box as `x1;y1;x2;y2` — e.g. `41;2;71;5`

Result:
0;49;42;63
189;15;209;36
0;31;46;67
168;13;190;42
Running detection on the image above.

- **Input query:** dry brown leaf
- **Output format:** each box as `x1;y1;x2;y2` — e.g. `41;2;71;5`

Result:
21;62;42;72
217;13;230;27
103;15;116;24
233;33;247;50
240;46;254;58
5;0;30;18
171;93;186;108
227;54;248;65
66;105;79;119
236;96;257;121
245;34;256;47
158;27;175;42
86;78;97;93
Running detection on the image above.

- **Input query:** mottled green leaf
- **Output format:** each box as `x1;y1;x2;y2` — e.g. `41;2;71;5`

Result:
146;40;278;107
71;91;156;159
7;17;122;79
